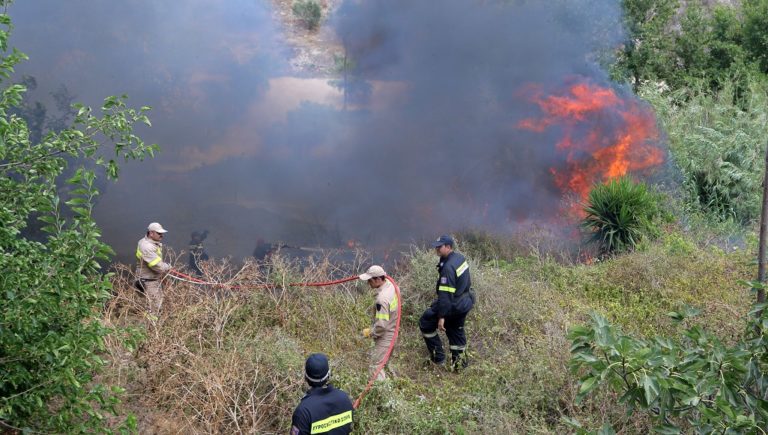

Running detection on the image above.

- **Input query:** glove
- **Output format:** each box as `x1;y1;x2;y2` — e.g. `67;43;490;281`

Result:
362;328;371;338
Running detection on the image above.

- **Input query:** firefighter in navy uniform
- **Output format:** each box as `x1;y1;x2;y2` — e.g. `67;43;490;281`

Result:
290;353;353;435
188;230;209;276
252;238;273;261
419;235;475;370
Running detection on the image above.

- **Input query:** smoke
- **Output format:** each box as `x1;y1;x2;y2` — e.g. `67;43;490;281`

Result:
8;0;633;260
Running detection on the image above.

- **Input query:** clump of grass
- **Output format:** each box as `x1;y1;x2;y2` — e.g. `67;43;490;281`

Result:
582;177;662;256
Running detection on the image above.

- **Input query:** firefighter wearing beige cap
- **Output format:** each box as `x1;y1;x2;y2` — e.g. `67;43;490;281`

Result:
135;222;171;315
359;265;399;380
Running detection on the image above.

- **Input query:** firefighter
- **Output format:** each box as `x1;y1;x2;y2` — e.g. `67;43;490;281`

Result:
419;235;475;370
359;265;399;380
290;353;353;435
135;222;171;315
188;230;209;276
252;237;276;262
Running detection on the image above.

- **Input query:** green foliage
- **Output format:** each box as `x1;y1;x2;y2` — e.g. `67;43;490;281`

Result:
614;0;679;86
292;0;322;31
569;299;768;433
616;0;768;92
639;78;768;223
0;8;155;432
743;0;768;73
582;177;661;256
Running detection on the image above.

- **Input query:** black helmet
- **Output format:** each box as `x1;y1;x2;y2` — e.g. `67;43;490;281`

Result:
304;353;330;386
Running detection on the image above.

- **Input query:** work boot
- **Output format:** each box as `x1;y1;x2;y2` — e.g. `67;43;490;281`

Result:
451;351;469;371
426;357;446;369
422;334;445;364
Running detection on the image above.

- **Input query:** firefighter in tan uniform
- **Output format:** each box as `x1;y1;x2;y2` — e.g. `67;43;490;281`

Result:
359;265;399;380
136;222;171;315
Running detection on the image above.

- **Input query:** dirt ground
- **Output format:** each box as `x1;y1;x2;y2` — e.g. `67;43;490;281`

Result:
270;0;343;76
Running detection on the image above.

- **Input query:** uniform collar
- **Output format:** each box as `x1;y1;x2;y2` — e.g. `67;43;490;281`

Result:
144;236;162;247
438;251;453;264
303;384;334;399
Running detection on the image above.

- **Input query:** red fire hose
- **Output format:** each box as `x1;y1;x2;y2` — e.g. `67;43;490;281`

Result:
166;269;401;409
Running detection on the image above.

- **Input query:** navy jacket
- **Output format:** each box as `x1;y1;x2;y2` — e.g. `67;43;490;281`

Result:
433;251;472;318
291;385;353;435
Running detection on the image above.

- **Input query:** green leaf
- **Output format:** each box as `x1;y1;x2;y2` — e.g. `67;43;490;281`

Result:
38;215;57;224
653;424;681;434
65;197;87;206
579;376;599;396
642;373;660;405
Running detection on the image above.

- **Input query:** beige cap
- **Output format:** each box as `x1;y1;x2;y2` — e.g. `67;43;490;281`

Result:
147;222;168;233
359;265;386;281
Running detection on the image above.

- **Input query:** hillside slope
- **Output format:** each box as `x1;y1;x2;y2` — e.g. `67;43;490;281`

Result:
102;232;752;433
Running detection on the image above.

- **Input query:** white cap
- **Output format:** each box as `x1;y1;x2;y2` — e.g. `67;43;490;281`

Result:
147;222;168;233
359;265;386;281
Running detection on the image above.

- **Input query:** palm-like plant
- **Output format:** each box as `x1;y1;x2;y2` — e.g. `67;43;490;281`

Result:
582;177;659;256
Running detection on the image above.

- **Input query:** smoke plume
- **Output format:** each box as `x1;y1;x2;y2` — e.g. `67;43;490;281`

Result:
9;0;660;261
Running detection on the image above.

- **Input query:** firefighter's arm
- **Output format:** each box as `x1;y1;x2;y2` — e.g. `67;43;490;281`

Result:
140;243;171;274
290;407;310;435
435;265;457;317
371;301;390;338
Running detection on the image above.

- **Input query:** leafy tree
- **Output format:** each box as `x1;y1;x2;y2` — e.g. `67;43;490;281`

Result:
569;298;768;433
616;0;768;93
0;6;156;432
582;177;661;256
743;0;768;74
613;0;679;87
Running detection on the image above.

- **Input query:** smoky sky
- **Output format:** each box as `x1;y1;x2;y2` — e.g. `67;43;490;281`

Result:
7;0;631;261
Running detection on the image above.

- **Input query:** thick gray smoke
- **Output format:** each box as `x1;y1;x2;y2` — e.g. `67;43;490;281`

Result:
8;0;627;261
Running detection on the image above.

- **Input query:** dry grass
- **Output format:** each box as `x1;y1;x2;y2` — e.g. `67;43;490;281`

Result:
99;234;753;433
103;249;376;433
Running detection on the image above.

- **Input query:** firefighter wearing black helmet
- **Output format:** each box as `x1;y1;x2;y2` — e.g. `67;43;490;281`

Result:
290;353;353;435
419;234;475;370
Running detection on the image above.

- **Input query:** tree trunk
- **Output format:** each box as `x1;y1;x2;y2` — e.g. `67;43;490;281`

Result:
757;140;768;306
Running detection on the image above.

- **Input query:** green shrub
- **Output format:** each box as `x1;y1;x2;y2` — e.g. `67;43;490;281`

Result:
292;0;322;31
640;77;768;224
582;177;661;256
0;8;156;431
569;298;768;433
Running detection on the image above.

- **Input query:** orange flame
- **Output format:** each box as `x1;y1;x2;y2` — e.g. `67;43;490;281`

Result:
518;79;664;216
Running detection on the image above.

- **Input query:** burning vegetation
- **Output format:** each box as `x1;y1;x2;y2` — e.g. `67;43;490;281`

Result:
518;78;665;216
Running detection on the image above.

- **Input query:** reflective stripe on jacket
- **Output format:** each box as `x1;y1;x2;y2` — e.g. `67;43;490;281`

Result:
434;251;471;318
291;385;353;435
136;236;171;279
371;280;399;338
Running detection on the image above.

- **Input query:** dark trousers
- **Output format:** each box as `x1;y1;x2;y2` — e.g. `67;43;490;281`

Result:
419;305;470;367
